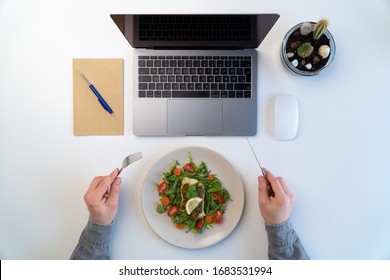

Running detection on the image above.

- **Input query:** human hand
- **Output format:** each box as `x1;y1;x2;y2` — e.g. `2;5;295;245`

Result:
83;168;122;224
258;168;294;225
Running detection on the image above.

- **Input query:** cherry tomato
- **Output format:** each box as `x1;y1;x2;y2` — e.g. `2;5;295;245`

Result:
158;181;169;194
176;223;184;229
173;167;182;176
213;210;222;224
161;196;170;206
208;174;214;181
168;205;179;217
183;163;194;173
212;192;225;204
205;215;213;224
196;219;203;231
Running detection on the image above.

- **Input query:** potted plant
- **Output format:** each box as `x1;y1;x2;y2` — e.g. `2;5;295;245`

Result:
280;19;335;76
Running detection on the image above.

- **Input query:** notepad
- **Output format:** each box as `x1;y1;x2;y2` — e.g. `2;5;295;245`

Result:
73;58;124;135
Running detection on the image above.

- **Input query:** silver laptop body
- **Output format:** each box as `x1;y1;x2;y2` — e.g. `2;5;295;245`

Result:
111;14;279;136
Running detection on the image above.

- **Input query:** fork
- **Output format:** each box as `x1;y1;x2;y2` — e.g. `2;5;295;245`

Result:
104;152;142;198
117;152;143;176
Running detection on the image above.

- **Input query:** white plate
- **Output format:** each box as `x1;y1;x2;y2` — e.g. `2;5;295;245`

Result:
141;146;244;249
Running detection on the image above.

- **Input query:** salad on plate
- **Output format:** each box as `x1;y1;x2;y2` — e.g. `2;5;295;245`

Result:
155;153;231;233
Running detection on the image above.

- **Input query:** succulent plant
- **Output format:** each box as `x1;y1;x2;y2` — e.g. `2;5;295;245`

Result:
283;18;333;73
300;22;314;36
297;42;314;58
313;19;329;40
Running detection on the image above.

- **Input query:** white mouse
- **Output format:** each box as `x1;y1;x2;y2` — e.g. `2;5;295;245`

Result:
274;95;299;141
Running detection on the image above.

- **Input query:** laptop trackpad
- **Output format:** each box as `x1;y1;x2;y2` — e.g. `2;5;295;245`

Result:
167;99;223;135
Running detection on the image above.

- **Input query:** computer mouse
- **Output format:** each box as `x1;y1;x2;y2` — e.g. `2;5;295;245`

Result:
274;95;299;141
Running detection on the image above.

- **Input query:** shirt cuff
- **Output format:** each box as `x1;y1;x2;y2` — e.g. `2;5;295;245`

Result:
82;218;113;247
265;219;297;249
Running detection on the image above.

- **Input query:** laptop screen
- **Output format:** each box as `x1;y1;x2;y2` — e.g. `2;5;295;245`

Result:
111;14;279;49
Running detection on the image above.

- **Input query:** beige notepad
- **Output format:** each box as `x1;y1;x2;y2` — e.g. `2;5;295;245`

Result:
73;58;124;135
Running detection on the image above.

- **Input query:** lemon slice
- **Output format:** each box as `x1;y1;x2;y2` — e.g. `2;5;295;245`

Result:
185;197;202;215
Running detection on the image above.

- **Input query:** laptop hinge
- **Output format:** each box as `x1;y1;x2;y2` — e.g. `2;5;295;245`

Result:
147;47;245;50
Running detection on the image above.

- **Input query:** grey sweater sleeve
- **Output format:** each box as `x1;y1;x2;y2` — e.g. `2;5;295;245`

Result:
265;219;310;260
70;218;113;260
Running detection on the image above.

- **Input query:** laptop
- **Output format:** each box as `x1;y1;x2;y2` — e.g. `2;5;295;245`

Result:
111;14;279;136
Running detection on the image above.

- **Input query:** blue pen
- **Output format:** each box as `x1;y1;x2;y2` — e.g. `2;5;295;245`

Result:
80;72;114;116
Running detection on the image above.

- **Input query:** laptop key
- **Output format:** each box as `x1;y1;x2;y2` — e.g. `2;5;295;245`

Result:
139;68;149;74
211;91;220;98
147;60;154;67
139;83;148;90
244;68;251;82
172;91;210;98
139;76;152;82
234;83;251;90
162;91;172;98
172;83;179;90
162;60;169;67
139;60;146;67
240;60;252;67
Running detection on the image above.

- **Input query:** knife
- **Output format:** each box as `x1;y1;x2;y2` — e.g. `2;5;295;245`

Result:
246;138;275;197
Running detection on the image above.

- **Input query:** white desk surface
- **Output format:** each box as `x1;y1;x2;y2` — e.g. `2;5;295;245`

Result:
1;0;389;260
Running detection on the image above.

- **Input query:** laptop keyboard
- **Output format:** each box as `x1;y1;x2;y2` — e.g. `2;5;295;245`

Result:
138;55;252;98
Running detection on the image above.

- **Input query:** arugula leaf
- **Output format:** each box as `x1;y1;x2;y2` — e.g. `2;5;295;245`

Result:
185;184;198;199
156;203;165;214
